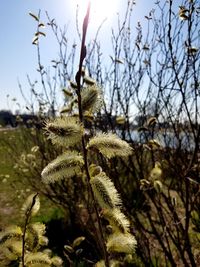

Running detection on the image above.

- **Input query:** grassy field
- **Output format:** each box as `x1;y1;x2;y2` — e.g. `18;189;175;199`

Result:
0;128;60;229
0;129;23;227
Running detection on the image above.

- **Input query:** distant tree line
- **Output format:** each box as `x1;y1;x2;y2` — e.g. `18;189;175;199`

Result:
0;110;37;128
0;109;196;134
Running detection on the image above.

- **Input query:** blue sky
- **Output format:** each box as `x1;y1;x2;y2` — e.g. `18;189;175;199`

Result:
0;0;155;112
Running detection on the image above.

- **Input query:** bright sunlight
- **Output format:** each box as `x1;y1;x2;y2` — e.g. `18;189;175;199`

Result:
73;0;120;27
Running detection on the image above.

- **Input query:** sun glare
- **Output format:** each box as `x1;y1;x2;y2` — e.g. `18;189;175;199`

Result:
73;0;120;27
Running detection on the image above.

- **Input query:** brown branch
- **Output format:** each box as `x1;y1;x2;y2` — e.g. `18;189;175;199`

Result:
75;2;110;266
21;193;39;267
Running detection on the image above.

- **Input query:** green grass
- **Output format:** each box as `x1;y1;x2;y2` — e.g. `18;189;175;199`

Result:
0;129;21;226
0;128;60;228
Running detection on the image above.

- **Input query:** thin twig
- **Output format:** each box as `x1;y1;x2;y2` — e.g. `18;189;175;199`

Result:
21;193;39;267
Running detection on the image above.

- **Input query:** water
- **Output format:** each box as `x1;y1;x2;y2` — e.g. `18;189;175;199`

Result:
117;129;196;151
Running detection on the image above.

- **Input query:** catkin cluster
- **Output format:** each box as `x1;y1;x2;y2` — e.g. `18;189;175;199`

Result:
41;80;137;265
0;194;63;267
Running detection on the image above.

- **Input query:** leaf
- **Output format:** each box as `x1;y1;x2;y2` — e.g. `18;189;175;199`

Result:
29;12;39;22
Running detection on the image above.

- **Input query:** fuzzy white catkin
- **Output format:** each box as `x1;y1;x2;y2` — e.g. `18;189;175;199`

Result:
103;208;130;233
24;252;51;267
45;116;83;147
107;232;137;254
81;85;102;113
87;133;133;159
90;172;122;210
41;152;84;184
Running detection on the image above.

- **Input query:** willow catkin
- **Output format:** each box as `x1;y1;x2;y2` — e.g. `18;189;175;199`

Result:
106;232;137;254
103;208;130;234
41;152;84;184
90;172;122;210
45;116;83;147
24;252;51;267
81;85;101;113
87;133;133;159
0;226;22;245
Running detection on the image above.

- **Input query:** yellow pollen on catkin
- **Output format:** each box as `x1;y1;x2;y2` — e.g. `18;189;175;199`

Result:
90;172;122;210
45;116;83;147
